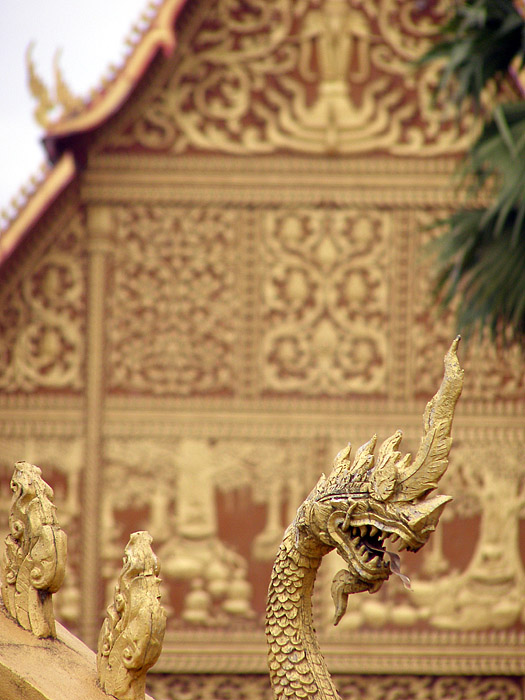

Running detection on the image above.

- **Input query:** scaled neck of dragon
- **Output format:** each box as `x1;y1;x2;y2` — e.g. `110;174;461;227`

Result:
266;524;340;700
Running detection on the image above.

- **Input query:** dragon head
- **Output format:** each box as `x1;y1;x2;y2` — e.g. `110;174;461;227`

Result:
292;337;463;624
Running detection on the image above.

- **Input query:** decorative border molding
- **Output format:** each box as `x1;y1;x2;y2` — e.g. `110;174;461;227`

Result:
0;394;523;421
0;404;523;436
153;630;525;676
80;178;464;210
88;154;462;175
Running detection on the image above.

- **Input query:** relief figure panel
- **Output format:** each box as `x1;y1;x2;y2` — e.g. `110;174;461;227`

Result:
102;0;475;157
101;436;318;627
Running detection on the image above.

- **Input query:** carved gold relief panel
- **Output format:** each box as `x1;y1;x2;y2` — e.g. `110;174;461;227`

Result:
261;209;390;396
0;212;86;392
147;674;524;700
100;436;319;627
99;0;475;157
106;205;241;396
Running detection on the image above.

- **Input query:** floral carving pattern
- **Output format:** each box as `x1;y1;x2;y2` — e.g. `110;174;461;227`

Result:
107;206;239;395
262;210;389;395
147;674;523;700
0;214;85;391
107;0;475;157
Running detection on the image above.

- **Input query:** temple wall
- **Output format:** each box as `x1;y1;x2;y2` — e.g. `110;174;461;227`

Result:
1;0;524;697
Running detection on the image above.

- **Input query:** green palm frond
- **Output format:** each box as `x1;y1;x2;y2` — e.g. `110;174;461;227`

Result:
421;1;525;346
430;207;525;344
418;0;525;107
466;102;525;241
430;103;525;344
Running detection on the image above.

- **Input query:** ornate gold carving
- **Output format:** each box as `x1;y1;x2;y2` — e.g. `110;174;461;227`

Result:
262;210;389;395
101;437;319;625
108;0;475;156
266;340;462;700
0;212;85;392
410;441;525;630
147;673;523;700
98;531;166;700
107;206;239;396
1;461;67;638
0;437;83;631
337;675;524;700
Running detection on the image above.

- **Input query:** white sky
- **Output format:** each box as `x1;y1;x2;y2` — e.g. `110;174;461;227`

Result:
0;1;149;210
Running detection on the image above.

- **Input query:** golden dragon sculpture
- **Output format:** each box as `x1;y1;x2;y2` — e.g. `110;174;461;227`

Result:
266;337;464;700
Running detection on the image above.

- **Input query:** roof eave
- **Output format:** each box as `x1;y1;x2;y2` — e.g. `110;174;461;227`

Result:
0;0;190;268
0;153;76;267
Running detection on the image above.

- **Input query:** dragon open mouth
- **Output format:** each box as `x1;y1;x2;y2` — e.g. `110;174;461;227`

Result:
331;522;413;625
346;524;388;571
340;523;412;590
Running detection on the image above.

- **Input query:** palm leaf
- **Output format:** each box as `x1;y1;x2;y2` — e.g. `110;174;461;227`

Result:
418;0;525;107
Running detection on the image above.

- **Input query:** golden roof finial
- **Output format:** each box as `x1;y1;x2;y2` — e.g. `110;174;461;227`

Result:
25;42;83;129
26;42;54;128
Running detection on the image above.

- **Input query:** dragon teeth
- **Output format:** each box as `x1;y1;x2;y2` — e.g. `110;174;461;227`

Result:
390;534;400;544
359;526;367;537
369;526;378;537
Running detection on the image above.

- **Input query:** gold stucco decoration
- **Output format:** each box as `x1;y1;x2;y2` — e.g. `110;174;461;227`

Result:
97;531;167;700
147;673;524;700
1;461;67;638
266;338;463;700
113;0;476;156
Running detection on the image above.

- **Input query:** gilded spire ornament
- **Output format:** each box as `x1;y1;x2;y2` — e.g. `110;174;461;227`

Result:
266;337;464;700
26;43;83;128
1;461;67;638
97;531;167;700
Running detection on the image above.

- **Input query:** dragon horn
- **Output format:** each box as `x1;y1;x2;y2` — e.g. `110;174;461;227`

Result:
393;337;464;501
